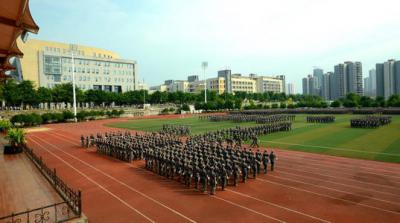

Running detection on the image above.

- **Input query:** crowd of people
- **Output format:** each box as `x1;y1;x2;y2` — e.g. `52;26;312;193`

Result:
201;114;295;124
144;137;277;194
306;116;335;123
190;122;291;149
255;115;295;124
80;121;290;195
85;131;182;162
350;116;392;128
160;124;191;136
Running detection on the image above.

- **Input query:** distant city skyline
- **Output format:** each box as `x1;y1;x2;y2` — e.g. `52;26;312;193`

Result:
29;0;400;92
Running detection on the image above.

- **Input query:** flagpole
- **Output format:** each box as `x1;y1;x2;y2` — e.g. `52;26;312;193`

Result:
71;50;77;122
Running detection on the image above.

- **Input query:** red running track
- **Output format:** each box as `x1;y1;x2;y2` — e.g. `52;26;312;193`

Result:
25;116;400;223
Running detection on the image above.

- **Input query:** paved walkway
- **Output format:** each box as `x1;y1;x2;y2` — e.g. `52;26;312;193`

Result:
0;146;63;217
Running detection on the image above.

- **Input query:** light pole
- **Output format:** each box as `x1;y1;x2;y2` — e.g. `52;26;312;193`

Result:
143;78;145;109
202;61;208;103
70;45;78;122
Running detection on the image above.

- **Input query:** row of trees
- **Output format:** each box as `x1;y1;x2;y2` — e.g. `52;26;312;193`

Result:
0;80;310;108
331;93;400;108
1;80;399;109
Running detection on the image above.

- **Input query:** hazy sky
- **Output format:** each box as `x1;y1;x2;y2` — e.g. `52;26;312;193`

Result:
30;0;400;92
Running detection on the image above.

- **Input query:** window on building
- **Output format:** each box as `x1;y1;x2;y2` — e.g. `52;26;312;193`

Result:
54;75;61;82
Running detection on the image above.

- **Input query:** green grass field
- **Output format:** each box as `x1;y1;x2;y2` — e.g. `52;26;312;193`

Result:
107;115;400;163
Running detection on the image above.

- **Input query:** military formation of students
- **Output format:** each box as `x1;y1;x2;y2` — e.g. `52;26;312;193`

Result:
80;121;290;195
350;116;392;128
144;137;277;195
160;124;191;136
201;114;295;124
306;116;335;123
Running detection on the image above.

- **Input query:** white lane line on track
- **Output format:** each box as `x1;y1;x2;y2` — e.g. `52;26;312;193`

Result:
275;152;400;174
260;140;400;157
211;196;286;223
31;135;197;223
277;157;400;180
50;131;400;197
226;189;331;223
256;178;400;215
50;130;397;213
266;174;400;206
281;161;400;184
277;169;400;199
277;165;400;190
48;131;302;222
53;127;400;174
46;131;400;215
28;137;155;223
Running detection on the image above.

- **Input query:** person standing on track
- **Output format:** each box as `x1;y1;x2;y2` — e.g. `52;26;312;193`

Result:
269;151;276;171
209;169;218;195
250;134;259;148
262;150;269;174
201;168;209;193
85;136;90;148
80;135;85;147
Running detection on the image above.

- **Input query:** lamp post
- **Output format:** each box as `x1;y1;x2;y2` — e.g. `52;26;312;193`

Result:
143;78;145;109
202;62;208;103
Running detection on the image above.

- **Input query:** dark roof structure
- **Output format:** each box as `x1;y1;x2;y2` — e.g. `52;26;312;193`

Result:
0;0;39;80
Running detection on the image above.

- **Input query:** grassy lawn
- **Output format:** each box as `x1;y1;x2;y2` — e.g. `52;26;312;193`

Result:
107;114;400;163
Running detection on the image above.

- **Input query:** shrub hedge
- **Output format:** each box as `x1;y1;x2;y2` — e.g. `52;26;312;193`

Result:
10;109;125;127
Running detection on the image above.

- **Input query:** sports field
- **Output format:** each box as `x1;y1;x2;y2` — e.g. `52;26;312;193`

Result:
108;114;400;163
22;116;400;222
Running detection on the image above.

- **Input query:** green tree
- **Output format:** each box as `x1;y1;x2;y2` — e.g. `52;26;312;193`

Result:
387;94;400;107
359;96;374;107
37;87;53;107
85;89;107;106
375;96;386;107
3;80;22;106
330;100;341;108
17;80;38;108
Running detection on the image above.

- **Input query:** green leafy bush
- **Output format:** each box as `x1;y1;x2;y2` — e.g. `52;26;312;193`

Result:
10;114;24;125
62;110;75;120
181;104;190;111
111;109;120;117
76;111;88;121
6;128;26;146
0;119;12;131
160;108;170;114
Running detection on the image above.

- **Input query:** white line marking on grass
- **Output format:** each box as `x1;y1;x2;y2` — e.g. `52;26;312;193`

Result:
256;178;400;215
28;137;155;223
260;140;400;157
32;135;197;223
226;189;331;223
